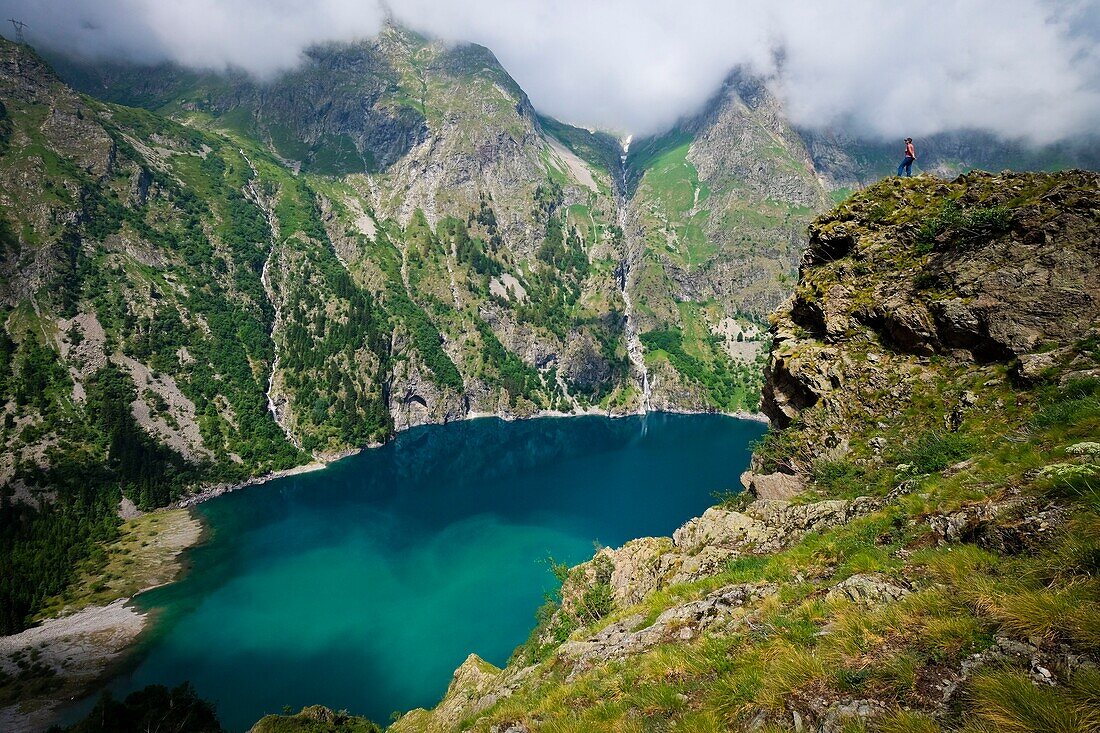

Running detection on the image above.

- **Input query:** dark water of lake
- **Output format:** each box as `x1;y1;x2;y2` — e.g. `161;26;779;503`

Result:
79;413;765;730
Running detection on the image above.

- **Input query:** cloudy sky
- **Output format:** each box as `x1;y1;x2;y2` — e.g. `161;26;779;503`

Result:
5;0;1099;143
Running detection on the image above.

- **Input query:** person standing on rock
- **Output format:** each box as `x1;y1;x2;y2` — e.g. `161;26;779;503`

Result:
898;138;916;177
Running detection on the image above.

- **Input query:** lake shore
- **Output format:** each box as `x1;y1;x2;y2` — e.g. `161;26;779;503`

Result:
0;509;202;733
173;407;768;510
172;460;331;509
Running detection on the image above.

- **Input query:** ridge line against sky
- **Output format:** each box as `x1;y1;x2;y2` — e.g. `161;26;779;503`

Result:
3;0;1099;143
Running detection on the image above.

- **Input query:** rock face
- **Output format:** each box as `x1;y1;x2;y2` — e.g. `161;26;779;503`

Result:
825;573;910;605
249;705;380;733
41;32;1100;435
550;493;884;620
764;171;1100;433
391;654;525;733
558;582;778;675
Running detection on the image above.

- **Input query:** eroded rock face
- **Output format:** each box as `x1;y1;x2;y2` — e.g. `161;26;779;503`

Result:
927;498;1069;555
559;494;883;619
558;583;777;676
390;654;526;733
763;172;1100;430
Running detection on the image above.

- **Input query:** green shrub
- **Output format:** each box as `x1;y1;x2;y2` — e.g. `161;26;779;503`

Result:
811;458;864;492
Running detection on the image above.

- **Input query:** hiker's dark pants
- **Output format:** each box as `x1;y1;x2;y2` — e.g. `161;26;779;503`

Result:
898;156;915;177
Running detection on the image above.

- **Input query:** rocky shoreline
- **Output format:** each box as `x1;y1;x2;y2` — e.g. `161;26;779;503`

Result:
172;460;332;509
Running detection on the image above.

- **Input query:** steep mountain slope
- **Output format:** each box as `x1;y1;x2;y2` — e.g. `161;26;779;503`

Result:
0;38;372;634
57;25;657;421
622;71;823;412
3;27;748;642
390;170;1100;733
615;69;1100;416
52;28;1100;423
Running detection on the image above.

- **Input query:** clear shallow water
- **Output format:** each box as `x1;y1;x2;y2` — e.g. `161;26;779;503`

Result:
79;413;765;730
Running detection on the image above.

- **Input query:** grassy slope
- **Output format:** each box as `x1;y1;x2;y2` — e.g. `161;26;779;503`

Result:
400;174;1100;732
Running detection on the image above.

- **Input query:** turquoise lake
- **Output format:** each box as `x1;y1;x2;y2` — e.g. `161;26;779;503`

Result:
89;413;765;730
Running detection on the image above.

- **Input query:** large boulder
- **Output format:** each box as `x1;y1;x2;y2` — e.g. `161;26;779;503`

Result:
740;470;805;500
826;573;910;605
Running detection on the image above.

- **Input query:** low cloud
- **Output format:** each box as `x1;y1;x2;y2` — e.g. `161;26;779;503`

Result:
4;0;1098;143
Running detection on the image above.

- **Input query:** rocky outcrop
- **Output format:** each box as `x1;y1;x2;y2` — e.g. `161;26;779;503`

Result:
558;582;777;675
740;469;805;500
764;171;1100;431
391;654;535;733
559;494;882;620
249;705;381;733
825;573;910;605
926;498;1069;555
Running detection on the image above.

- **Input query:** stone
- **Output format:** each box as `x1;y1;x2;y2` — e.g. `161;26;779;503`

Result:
672;507;772;555
600;538;670;607
821;699;888;733
667;545;739;585
740;470;805;500
558;583;778;673
871;299;938;355
826;573;910;605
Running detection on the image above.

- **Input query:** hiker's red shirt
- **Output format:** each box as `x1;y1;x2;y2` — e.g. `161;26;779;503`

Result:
905;142;916;158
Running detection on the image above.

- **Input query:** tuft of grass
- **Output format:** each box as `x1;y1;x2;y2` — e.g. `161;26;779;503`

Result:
874;710;941;733
968;578;1100;651
965;669;1100;733
812;458;866;493
916;200;1012;251
899;430;979;474
1032;378;1100;430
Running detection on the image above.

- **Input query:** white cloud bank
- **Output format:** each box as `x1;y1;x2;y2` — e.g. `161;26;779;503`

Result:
4;0;1099;143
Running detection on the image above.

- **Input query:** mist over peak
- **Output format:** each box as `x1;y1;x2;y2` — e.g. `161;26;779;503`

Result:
4;0;1098;144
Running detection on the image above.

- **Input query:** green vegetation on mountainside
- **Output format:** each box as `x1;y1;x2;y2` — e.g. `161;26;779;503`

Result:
0;42;397;631
635;138;714;269
0;30;660;641
536;114;623;177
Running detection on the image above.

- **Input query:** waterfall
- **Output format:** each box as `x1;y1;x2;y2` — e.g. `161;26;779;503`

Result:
614;135;651;413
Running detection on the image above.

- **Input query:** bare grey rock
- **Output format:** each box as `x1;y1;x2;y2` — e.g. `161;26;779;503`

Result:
559;583;777;675
741;470;805;500
820;699;888;733
826;573;910;605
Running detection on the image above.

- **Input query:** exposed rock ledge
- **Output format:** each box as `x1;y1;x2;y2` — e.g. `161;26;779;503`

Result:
393;490;899;732
560;494;884;615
